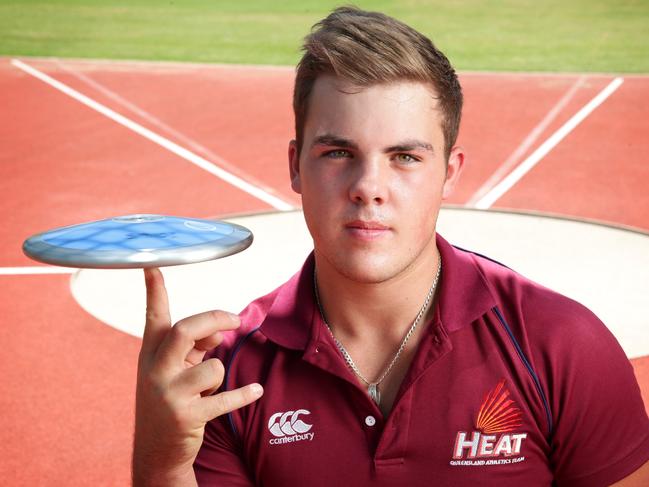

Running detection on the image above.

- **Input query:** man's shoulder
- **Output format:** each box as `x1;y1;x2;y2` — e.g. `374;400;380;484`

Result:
467;248;600;326
457;247;620;360
463;249;632;387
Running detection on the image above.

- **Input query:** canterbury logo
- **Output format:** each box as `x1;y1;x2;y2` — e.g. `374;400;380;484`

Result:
267;410;315;445
268;409;312;436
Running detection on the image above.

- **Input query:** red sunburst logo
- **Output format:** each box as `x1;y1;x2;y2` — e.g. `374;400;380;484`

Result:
475;379;523;434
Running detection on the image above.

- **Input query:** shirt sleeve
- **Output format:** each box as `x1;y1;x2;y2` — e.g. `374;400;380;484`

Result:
543;302;649;486
194;415;256;486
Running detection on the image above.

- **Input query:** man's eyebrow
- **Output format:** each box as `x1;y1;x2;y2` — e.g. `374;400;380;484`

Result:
311;135;434;154
311;134;359;150
384;140;435;154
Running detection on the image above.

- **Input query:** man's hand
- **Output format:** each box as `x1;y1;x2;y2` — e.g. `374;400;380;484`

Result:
132;268;264;487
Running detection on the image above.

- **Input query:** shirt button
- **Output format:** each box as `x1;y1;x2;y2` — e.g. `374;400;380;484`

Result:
365;415;376;427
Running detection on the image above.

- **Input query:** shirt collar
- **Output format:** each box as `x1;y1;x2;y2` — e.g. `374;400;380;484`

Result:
258;253;317;350
259;234;497;349
435;234;497;333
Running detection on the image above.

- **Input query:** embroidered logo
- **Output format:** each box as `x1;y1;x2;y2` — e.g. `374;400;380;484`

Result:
450;379;528;466
267;409;315;445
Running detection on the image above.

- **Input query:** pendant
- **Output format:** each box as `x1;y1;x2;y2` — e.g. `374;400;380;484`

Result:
368;383;380;405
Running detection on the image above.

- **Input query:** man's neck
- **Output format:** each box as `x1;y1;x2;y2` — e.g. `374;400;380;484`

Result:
313;246;441;416
313;248;441;344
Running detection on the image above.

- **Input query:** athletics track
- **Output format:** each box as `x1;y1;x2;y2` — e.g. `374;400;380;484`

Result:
0;57;647;485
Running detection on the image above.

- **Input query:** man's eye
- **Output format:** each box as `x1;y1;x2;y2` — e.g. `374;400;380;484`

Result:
324;150;351;158
395;153;418;163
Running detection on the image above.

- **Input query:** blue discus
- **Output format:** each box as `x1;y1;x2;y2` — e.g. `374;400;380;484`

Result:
23;214;253;269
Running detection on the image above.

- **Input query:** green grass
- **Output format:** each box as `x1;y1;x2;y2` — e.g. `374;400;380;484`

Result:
1;0;647;72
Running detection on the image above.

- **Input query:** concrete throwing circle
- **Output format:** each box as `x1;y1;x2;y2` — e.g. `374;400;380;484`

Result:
70;208;649;358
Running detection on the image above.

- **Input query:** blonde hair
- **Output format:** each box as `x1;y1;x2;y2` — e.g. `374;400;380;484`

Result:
293;6;463;160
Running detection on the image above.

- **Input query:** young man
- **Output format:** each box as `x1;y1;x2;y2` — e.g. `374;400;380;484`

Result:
133;7;649;486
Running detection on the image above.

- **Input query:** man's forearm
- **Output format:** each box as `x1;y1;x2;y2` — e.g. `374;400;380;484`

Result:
132;460;198;487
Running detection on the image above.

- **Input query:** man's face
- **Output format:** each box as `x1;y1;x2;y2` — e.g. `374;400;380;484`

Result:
289;75;463;284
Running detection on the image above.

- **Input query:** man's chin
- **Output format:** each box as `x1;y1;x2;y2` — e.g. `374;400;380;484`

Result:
329;255;402;285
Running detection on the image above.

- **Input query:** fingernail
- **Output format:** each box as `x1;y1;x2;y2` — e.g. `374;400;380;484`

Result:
250;384;263;397
228;312;241;324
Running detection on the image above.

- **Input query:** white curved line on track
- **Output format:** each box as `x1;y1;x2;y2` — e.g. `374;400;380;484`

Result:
11;58;295;212
473;77;624;209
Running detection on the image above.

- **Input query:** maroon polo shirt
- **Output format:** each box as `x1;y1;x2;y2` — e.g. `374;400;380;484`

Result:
195;235;649;486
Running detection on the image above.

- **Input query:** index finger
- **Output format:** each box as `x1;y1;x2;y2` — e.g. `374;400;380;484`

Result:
154;310;240;372
140;267;172;358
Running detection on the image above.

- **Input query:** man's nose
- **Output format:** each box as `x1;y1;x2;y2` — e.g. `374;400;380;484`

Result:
348;157;388;205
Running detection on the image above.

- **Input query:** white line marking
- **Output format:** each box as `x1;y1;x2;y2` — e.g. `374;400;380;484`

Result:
11;58;295;211
474;77;624;209
0;266;76;275
52;59;280;194
467;76;586;207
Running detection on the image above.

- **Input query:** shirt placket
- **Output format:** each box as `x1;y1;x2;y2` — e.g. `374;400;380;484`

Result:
373;322;453;470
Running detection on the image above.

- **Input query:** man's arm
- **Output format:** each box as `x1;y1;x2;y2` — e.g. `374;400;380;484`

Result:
132;268;264;486
525;294;649;486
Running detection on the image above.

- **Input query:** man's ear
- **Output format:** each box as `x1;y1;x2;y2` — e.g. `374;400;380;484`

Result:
442;146;465;200
288;139;302;194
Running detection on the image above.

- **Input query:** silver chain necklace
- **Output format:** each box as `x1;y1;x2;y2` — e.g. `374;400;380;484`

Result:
313;255;441;406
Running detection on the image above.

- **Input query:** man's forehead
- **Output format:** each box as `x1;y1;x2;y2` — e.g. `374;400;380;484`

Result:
311;75;440;107
304;76;444;146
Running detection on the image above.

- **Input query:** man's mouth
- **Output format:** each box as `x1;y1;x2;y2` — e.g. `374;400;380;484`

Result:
345;220;391;239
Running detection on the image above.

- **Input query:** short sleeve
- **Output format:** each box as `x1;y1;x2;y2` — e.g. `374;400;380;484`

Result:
545;304;649;486
194;415;256;486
